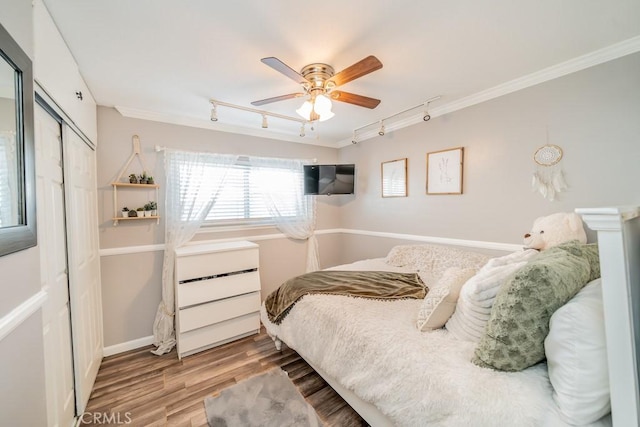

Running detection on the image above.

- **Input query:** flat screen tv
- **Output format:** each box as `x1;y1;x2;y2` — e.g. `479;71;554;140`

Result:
303;164;355;195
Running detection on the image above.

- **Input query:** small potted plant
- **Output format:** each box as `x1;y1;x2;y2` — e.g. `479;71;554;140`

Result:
129;173;138;184
136;207;144;217
147;176;155;185
121;207;129;218
139;172;148;185
128;209;137;218
148;201;157;216
143;202;152;217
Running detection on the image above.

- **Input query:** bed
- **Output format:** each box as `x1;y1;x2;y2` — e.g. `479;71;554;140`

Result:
260;207;640;427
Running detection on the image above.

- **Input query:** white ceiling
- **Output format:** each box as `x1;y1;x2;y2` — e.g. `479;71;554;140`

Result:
42;0;640;147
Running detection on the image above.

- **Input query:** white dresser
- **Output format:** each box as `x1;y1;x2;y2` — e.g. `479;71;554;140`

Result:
174;241;261;359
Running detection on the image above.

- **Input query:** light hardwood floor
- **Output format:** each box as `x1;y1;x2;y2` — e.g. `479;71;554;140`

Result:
82;329;368;426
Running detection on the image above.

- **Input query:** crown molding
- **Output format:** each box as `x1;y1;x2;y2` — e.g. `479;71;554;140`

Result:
336;35;640;147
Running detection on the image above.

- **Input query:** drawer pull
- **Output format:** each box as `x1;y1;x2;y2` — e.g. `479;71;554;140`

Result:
179;267;258;284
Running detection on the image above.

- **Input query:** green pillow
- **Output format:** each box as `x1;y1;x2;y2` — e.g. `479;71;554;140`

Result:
472;241;598;371
543;240;600;281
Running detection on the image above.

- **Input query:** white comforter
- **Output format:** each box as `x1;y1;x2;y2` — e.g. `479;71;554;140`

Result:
260;258;611;427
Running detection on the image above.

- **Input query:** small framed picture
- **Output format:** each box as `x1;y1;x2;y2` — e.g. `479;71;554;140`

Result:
381;158;408;197
426;147;464;195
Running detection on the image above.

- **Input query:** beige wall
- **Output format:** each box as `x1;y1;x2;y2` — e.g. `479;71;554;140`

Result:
96;107;341;346
338;52;640;252
0;4;48;426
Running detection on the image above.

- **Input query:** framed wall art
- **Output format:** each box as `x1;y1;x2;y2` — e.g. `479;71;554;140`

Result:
381;158;407;197
426;147;463;195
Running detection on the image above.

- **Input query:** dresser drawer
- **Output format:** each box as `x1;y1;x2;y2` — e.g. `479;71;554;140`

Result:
176;247;259;282
178;291;261;333
174;241;261;359
177;271;261;308
178;312;260;357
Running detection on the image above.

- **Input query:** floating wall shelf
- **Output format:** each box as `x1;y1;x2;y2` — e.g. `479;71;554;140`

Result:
111;135;160;226
111;182;160;226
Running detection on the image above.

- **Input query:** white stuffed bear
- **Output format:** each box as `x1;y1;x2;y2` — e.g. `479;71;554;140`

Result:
523;212;587;250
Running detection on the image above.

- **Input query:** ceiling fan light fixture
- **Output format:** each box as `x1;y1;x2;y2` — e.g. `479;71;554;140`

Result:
318;110;335;122
314;94;332;116
296;100;313;120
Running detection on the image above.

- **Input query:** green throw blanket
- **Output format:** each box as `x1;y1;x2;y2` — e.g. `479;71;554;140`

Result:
265;270;427;324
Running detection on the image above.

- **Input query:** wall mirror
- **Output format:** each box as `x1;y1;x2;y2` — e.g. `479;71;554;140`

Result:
0;23;36;257
381;158;408;197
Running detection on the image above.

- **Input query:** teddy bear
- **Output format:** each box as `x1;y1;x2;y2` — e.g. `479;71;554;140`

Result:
523;212;587;250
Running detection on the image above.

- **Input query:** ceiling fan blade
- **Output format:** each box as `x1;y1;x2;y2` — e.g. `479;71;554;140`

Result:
328;55;383;87
251;93;305;106
330;91;381;109
261;57;307;84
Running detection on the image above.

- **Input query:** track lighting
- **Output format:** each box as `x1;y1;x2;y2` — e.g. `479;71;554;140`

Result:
423;101;431;122
210;102;218;122
209;98;309;135
300;123;306;137
351;95;441;143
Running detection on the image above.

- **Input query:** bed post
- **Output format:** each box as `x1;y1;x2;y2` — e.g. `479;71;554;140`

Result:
577;206;640;427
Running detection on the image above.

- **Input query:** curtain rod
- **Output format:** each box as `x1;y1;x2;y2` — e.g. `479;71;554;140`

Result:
155;145;317;163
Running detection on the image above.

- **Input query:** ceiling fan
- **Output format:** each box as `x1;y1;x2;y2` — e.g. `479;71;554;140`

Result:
251;55;383;122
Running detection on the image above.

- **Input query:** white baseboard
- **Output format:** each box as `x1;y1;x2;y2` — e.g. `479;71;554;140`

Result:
103;335;154;357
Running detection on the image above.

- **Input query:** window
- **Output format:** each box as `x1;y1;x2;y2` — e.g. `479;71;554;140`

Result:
203;157;304;226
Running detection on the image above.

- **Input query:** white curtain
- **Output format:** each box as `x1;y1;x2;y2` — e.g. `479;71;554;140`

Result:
151;149;238;356
249;156;319;272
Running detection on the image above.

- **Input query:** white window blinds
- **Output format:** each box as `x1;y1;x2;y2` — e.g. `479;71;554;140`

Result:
204;157;304;225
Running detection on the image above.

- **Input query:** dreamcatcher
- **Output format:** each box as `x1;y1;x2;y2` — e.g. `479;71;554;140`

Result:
531;144;567;201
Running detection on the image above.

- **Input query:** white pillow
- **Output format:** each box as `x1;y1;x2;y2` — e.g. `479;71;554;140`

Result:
416;267;476;331
545;278;610;425
446;261;528;341
385;244;490;281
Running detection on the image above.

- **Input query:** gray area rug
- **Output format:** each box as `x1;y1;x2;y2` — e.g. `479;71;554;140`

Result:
204;368;323;427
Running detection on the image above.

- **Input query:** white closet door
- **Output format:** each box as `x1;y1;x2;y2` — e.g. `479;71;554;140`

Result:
63;125;103;413
36;106;75;427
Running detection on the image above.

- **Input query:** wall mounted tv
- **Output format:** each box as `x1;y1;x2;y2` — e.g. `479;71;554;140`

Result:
304;164;355;195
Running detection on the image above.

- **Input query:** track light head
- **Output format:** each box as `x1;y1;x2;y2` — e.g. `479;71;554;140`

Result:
210;103;218;122
300;123;306;137
378;123;385;136
261;114;268;128
423;100;433;122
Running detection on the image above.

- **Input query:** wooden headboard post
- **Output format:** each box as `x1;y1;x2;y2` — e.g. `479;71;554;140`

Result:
577;206;640;427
